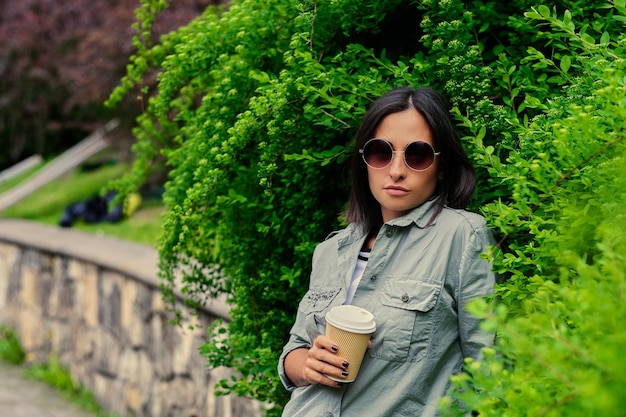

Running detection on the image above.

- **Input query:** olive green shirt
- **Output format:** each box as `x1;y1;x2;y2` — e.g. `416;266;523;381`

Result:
278;199;496;417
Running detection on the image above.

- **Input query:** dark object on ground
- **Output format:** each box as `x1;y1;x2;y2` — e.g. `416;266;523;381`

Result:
59;191;123;227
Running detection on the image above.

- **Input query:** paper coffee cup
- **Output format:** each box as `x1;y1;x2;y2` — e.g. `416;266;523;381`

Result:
325;305;376;383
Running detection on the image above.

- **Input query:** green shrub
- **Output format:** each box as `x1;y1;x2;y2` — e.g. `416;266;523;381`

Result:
108;0;626;414
25;355;123;417
440;6;626;415
0;328;120;416
0;325;26;365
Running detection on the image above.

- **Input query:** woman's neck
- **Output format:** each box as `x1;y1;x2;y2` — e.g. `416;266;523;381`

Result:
363;228;379;250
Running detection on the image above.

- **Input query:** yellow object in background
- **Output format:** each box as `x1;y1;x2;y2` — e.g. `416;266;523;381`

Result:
123;193;142;217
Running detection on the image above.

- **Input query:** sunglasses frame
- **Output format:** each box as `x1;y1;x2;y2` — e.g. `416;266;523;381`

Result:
359;138;441;172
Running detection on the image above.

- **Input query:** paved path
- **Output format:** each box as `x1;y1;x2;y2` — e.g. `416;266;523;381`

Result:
0;362;94;417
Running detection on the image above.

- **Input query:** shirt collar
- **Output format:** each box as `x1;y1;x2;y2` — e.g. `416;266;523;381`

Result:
385;197;440;229
337;197;441;248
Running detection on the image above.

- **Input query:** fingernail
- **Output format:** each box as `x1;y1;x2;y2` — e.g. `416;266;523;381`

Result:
331;345;338;352
341;370;349;377
342;361;349;368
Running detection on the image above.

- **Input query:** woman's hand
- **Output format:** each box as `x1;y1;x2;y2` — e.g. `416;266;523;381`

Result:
284;335;350;388
301;335;351;387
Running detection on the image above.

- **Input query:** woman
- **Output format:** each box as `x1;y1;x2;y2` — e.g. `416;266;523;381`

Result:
278;87;496;416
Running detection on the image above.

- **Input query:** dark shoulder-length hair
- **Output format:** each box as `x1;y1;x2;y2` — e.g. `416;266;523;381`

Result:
344;86;476;233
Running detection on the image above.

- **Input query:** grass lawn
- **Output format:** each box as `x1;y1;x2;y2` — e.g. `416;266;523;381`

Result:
0;161;165;248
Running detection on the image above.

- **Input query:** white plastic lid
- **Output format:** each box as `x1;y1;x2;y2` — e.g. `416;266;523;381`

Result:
325;305;376;334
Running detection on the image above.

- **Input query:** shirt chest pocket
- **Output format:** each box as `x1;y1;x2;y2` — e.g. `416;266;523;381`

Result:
370;278;441;363
298;287;342;342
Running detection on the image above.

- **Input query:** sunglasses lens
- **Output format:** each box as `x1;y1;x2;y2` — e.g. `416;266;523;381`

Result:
405;141;435;170
363;139;392;168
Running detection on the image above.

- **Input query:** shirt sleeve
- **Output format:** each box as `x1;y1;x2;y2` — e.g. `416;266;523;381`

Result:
277;244;323;391
456;222;497;360
278;338;310;391
278;291;320;391
277;235;346;390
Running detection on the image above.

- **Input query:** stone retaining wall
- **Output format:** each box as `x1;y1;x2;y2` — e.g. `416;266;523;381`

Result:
0;219;261;417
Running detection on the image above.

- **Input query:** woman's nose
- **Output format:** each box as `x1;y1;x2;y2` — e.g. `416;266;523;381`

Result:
388;150;407;180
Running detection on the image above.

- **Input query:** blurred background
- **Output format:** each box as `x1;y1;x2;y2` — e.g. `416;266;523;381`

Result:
0;0;227;244
0;0;224;170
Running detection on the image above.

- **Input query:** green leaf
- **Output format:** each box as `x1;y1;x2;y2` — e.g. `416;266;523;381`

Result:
581;32;596;44
476;126;487;141
560;55;571;73
538;5;551;18
600;31;610;45
524;10;542;20
613;15;626;24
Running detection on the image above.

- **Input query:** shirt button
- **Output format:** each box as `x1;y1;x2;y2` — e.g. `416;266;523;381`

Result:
370;275;377;281
385;230;393;237
401;293;410;302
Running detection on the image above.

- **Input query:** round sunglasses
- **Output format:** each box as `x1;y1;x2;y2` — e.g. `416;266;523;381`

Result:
359;138;441;171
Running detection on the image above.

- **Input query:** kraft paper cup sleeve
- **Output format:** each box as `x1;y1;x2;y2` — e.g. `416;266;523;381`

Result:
324;305;376;382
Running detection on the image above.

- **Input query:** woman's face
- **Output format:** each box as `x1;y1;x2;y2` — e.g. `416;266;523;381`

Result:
367;109;440;223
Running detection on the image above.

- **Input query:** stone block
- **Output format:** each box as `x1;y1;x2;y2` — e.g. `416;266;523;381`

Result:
151;290;165;313
158;376;196;416
123;383;143;417
73;324;96;361
20;263;40;311
0;243;19;312
92;373;125;416
118;348;154;386
171;324;195;375
98;271;124;336
75;261;99;327
19;308;45;355
146;312;175;379
49;271;75;320
49;320;72;356
92;328;121;375
120;278;152;348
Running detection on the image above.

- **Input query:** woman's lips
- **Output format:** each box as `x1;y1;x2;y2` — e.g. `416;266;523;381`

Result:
384;186;409;196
